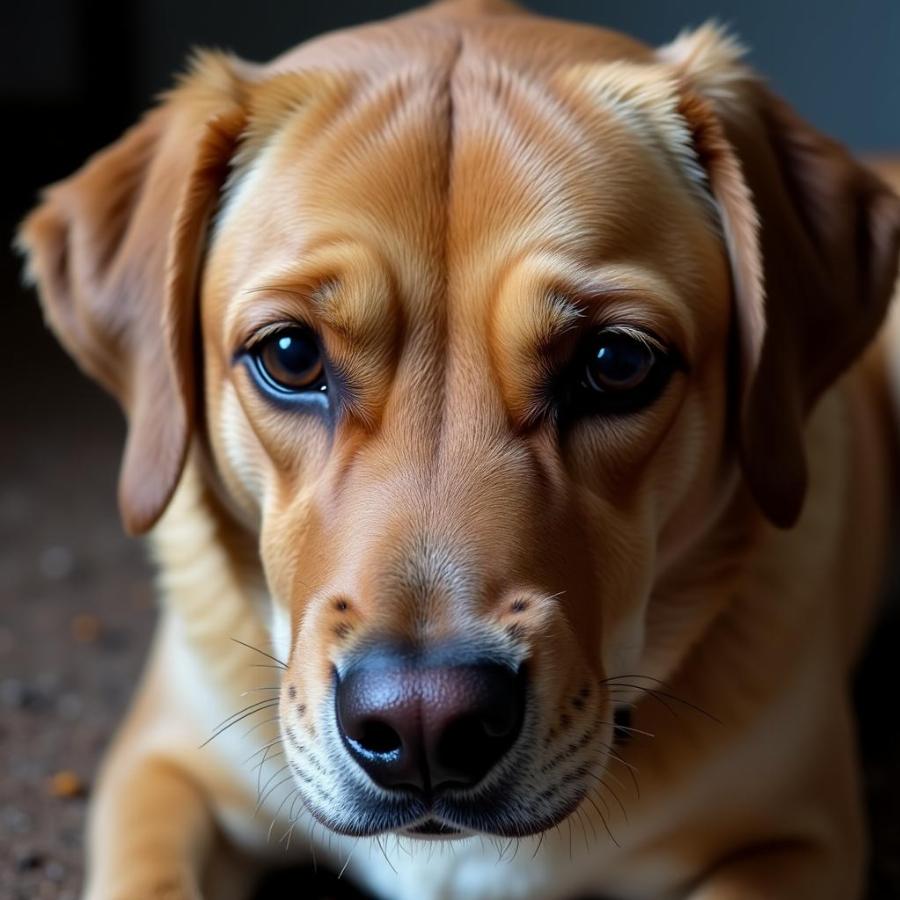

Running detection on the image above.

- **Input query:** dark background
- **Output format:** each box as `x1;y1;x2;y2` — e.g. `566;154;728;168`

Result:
3;0;900;224
1;2;899;898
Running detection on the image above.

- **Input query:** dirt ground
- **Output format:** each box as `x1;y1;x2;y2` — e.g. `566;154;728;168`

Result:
2;237;899;899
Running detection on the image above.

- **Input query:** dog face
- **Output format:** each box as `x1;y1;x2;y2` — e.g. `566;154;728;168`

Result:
201;45;733;836
18;4;900;839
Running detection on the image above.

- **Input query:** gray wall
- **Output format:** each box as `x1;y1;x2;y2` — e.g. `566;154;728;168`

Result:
134;0;900;152
3;1;899;152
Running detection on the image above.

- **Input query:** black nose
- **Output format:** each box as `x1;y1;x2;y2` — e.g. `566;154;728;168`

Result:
335;646;525;794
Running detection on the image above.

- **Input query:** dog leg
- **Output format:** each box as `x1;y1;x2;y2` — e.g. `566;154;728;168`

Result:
83;753;218;900
685;839;863;900
80;613;262;900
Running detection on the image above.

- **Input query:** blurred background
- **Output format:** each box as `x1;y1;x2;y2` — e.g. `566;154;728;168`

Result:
2;1;899;898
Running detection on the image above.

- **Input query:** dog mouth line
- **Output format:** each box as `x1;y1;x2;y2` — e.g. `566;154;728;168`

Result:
403;817;465;837
283;715;606;838
294;769;591;839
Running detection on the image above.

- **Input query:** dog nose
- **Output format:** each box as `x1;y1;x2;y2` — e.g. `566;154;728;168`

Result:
335;648;525;793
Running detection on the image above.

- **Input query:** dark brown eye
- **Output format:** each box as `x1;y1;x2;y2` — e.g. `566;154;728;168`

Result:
253;327;325;393
584;330;657;393
561;327;676;417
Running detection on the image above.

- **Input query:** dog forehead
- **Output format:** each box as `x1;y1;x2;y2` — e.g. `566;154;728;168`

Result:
209;28;723;359
220;72;711;286
210;69;452;311
447;61;717;287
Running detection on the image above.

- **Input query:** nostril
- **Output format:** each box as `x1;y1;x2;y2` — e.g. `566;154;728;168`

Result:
434;704;520;788
481;704;518;738
355;719;403;757
436;715;487;768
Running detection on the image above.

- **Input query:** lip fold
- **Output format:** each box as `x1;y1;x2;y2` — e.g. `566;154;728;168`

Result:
297;771;588;839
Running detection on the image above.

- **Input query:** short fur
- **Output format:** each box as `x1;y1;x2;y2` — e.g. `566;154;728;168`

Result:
17;1;900;898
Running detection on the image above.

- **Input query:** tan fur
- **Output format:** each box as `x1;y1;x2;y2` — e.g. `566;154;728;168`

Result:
16;2;900;898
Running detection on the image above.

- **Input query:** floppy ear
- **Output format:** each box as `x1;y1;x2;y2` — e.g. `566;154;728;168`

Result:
660;27;900;527
17;53;247;535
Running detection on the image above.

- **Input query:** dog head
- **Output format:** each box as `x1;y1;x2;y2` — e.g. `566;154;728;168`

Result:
18;1;900;838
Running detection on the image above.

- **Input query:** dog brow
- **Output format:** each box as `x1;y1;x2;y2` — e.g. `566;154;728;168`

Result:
230;241;397;350
234;284;375;345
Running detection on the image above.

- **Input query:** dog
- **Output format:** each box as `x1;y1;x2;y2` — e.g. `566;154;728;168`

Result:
16;1;900;897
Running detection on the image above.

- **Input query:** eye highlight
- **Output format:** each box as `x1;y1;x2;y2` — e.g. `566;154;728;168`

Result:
563;326;678;416
247;326;327;396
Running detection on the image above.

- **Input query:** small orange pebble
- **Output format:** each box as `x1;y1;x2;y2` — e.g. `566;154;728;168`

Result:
48;770;86;799
71;613;102;643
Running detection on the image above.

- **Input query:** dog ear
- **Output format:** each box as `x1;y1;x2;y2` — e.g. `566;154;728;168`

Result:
17;53;247;535
661;26;900;527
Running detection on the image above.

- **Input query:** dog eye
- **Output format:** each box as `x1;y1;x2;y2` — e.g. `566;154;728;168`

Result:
251;327;325;393
584;331;656;392
569;328;676;415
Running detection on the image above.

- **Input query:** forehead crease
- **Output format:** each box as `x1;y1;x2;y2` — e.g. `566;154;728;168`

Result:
216;65;459;345
222;68;454;293
449;64;607;254
285;71;451;248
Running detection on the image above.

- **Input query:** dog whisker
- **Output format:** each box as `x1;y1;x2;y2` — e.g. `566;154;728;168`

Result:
595;775;628;822
288;787;307;823
597;719;656;739
602;747;640;777
586;761;629;797
337;837;361;879
587;783;611;819
584;769;628;820
309;819;319;873
256;742;274;796
258;772;297;814
256;763;292;812
200;701;280;748
374;835;397;874
242;713;281;739
596;743;641;799
587;787;621;848
279;820;296;851
257;745;288;798
230;637;288;669
211;697;279;733
243;736;284;766
577;805;595;852
603;673;675;686
253;748;284;777
267;787;299;843
604;687;679;721
601;677;720;723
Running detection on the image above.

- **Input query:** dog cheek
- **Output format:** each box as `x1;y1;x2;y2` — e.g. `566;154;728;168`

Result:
207;381;270;518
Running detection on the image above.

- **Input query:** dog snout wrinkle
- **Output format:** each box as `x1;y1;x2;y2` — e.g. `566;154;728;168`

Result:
335;647;525;795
